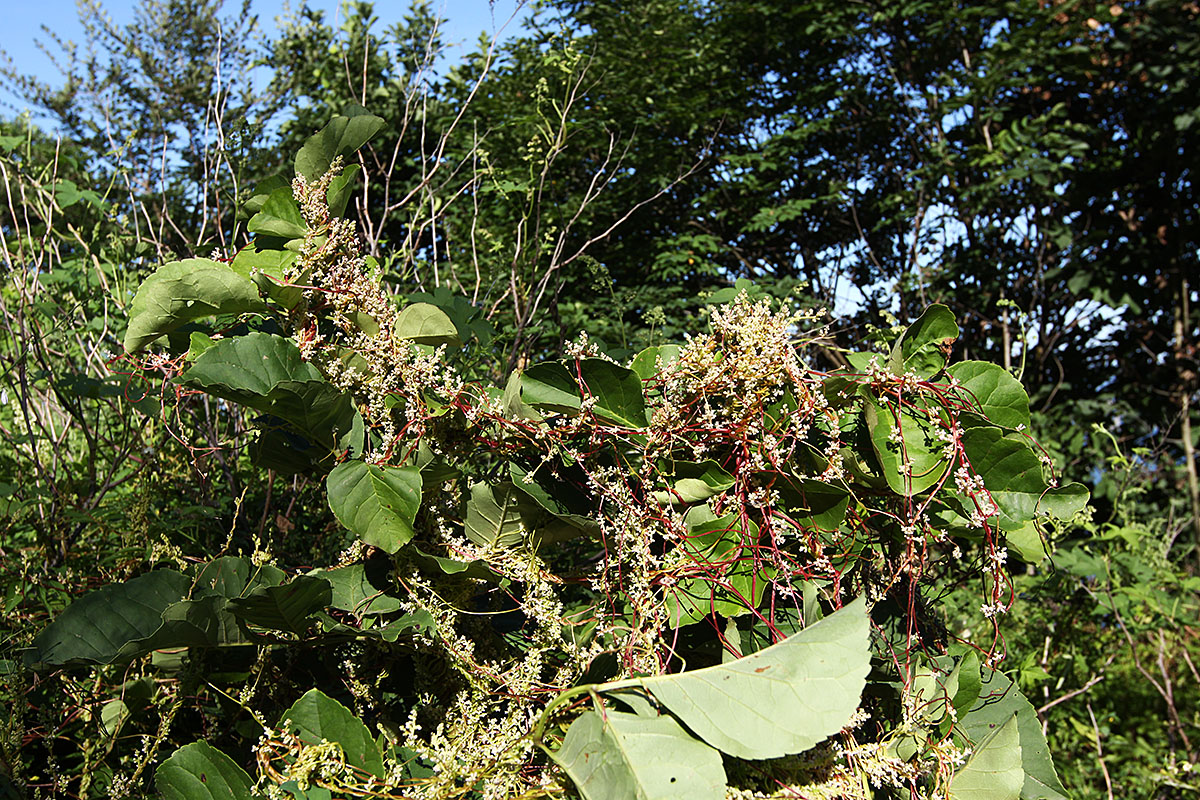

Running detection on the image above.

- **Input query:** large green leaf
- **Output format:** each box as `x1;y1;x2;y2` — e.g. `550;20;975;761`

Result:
957;671;1068;800
890;304;959;378
949;714;1023;800
226;576;332;634
653;459;734;505
294;113;386;181
327;461;423;553
181;334;355;450
772;476;851;531
280;689;385;779
395;302;462;347
26;570;191;667
960;424;1089;528
579;358;648;428
318;564;403;616
551;710;726;800
947;362;1031;431
865;395;950;495
246;187;306;240
508;463;598;535
124;259;266;352
155;741;253;800
620;597;869;759
521;362;582;415
464;482;527;548
181;333;323;396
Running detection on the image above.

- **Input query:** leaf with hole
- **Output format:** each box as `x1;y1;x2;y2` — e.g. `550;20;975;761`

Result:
155;741;253;800
551;709;726;800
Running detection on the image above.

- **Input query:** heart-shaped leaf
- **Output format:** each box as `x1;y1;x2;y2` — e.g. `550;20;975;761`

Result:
155;741;253;800
280;689;385;779
327;461;423;553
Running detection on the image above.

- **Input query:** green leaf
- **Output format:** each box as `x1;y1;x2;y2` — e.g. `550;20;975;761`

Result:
579;358;648;428
318;564;402;616
865;395;950;495
327;461;423;553
247;187;307;240
521;362;582;414
890;304;958;378
295;113;386;181
327;163;361;217
502;370;542;421
551;710;726;800
949;714;1023;800
1003;520;1050;564
619;597;869;759
947;362;1031;430
226;576;332;634
181;334;355;451
155;741;253;800
244;174;289;217
629;345;682;380
26;570;191;667
957;670;1068;800
508;463;599;535
394;302;462;347
961;424;1089;527
654;460;735;505
124;259;266;352
280;689;385;779
194;557;286;598
181;333;323;395
772;476;850;531
464;482;526;548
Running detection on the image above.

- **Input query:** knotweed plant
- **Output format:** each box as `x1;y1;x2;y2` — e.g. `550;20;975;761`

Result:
23;115;1085;800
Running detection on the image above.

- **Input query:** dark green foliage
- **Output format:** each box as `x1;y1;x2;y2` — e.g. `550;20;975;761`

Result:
0;0;1197;798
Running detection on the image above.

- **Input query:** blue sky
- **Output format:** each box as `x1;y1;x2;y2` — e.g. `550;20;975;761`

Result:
2;0;530;116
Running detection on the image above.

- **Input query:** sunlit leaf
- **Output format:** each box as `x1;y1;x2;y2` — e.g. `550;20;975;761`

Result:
280;689;385;779
124;259;265;352
579;358;648;428
551;709;726;800
327;461;423;553
949;713;1023;800
618;597;869;759
155;741;253;800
